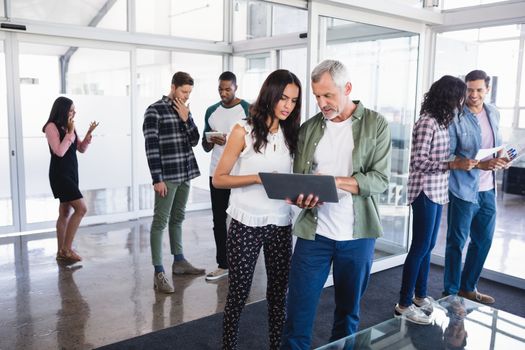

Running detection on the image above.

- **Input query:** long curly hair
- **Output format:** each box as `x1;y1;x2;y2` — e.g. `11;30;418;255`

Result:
248;69;302;155
42;96;73;132
420;75;466;128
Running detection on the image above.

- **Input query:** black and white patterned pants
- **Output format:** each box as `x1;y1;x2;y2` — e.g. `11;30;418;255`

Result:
222;219;292;350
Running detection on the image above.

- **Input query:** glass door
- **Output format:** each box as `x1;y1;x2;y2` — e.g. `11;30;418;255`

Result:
0;38;15;233
309;2;426;270
17;39;133;228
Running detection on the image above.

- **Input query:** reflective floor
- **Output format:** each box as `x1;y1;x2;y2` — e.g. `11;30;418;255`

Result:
317;295;525;350
1;192;524;350
0;210;269;350
434;192;525;280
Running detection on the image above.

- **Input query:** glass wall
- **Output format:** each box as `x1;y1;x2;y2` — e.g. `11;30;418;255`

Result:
233;0;307;40
443;0;509;10
136;49;223;210
319;16;420;259
233;53;271;102
19;42;132;223
11;0;127;31
434;23;525;280
280;47;308;122
0;40;12;227
135;0;223;41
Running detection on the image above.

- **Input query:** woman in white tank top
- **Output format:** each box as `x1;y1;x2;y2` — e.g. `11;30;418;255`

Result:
213;69;302;350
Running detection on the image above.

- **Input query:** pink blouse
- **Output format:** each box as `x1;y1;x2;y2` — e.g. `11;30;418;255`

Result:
44;123;91;157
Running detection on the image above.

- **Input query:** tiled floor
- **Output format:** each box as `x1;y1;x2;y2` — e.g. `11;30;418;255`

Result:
0;191;524;350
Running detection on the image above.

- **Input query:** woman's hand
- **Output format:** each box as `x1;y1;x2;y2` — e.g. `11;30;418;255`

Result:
449;158;478;171
87;121;99;135
67;116;75;133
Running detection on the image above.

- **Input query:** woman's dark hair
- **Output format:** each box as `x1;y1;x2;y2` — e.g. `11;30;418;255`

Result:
42;96;73;133
248;69;302;155
420;75;466;128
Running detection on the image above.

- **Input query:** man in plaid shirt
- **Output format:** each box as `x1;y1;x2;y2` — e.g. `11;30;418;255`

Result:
143;71;205;294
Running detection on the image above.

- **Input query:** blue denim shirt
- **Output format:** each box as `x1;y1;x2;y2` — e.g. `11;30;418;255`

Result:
448;104;502;203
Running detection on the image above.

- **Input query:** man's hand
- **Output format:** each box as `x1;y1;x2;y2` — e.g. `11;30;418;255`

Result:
210;134;226;146
173;98;190;122
477;157;509;171
449;158;478;171
286;193;321;209
154;181;168;197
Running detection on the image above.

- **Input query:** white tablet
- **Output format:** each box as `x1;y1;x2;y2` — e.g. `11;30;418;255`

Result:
205;131;226;142
259;172;339;203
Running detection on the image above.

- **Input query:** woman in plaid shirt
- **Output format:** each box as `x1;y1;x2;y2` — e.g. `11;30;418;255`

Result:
394;75;478;324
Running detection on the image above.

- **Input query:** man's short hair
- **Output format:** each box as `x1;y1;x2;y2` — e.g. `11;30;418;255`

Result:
219;71;237;85
171;71;194;88
311;59;350;89
465;69;490;87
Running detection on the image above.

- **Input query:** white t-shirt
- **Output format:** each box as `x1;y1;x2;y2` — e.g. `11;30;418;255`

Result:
476;108;495;191
313;117;355;241
206;101;249;175
227;121;292;227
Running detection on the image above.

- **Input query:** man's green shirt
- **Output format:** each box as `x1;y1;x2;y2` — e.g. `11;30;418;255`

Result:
292;101;392;240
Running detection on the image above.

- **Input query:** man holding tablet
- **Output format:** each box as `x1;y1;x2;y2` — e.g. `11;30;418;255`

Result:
281;60;391;349
202;71;250;281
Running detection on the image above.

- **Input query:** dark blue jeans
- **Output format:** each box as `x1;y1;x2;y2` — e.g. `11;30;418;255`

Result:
280;235;375;350
399;192;442;307
209;177;230;269
444;190;496;295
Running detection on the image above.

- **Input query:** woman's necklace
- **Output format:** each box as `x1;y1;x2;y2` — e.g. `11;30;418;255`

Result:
269;127;279;152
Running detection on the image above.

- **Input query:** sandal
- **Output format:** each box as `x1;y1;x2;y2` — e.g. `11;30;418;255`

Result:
67;250;83;262
57;248;82;263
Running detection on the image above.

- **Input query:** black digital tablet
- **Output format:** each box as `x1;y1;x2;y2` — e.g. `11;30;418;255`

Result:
259;172;339;203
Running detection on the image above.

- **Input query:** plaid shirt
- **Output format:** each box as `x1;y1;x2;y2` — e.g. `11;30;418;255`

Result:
407;114;450;205
143;95;200;184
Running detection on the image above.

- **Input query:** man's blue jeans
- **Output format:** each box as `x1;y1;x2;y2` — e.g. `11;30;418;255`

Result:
280;235;375;350
444;190;496;295
399;192;442;307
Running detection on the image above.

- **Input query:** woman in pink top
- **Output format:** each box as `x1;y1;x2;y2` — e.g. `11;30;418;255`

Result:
42;97;98;263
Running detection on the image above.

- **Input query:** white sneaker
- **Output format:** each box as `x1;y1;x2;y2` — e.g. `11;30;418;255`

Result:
154;272;174;294
394;304;432;325
205;268;229;281
413;296;435;314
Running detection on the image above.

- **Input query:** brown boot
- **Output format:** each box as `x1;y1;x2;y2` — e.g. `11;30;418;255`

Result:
458;290;495;304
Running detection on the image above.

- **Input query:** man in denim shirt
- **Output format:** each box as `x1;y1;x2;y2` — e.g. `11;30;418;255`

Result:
444;70;509;304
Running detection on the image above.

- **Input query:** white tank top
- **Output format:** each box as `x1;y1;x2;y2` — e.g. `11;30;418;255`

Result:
227;120;293;227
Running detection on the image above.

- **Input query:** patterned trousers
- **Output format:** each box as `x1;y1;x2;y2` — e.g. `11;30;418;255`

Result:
222;219;292;350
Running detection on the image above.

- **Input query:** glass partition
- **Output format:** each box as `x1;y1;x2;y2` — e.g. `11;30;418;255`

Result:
280;47;308;122
19;42;132;223
318;17;420;260
443;0;508;10
11;0;127;30
0;41;12;227
434;24;525;280
135;0;223;41
233;0;307;41
136;49;223;210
